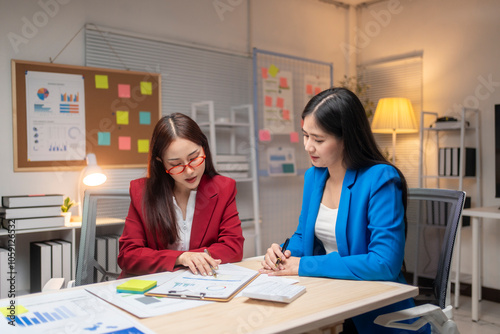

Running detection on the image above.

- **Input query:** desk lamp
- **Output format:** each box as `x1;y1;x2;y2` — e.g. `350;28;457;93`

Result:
78;153;107;217
371;97;418;164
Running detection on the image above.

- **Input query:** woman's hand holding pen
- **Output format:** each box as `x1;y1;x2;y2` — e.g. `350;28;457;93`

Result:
259;244;299;276
176;251;221;276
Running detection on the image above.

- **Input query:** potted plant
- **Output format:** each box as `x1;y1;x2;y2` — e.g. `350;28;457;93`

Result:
61;196;75;224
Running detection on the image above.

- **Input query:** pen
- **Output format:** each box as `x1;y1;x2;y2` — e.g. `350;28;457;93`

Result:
275;237;290;267
204;249;218;278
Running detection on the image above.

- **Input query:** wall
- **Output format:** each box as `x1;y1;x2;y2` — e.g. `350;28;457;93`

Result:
0;0;348;211
357;0;500;290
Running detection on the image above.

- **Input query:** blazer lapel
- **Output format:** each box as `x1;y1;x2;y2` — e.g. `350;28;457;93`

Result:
336;169;356;257
305;168;329;256
189;175;217;249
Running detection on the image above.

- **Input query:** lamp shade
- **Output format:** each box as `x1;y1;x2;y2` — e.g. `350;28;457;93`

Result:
371;97;418;134
82;153;107;186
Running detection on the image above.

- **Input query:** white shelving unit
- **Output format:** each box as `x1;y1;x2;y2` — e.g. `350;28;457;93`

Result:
192;101;261;257
0;220;124;296
418;107;481;308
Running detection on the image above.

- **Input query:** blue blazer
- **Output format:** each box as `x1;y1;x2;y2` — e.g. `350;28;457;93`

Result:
289;165;427;334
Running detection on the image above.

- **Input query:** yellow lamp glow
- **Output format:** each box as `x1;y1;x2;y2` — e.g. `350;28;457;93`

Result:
371;97;418;164
78;153;107;217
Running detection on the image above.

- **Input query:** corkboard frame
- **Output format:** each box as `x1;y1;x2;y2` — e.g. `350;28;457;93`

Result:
12;59;161;172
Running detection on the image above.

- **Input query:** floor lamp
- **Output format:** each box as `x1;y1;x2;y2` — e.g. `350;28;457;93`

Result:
371;97;418;164
78;153;107;218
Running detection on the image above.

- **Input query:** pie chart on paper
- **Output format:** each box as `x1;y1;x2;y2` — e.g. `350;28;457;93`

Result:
37;88;49;100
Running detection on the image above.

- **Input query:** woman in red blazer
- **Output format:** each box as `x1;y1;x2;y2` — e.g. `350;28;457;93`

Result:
118;113;244;278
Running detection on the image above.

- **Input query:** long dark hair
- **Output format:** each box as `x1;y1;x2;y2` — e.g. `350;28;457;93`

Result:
144;113;218;247
302;87;409;247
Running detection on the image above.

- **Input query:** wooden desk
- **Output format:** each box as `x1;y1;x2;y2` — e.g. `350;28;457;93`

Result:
461;206;500;322
139;257;418;334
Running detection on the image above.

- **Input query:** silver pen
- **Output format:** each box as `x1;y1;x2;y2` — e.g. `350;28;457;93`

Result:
204;249;218;278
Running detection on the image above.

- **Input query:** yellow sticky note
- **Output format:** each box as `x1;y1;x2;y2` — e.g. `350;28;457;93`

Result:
95;75;109;89
138;139;149;153
140;81;152;95
116;110;129;125
0;305;28;317
268;64;279;77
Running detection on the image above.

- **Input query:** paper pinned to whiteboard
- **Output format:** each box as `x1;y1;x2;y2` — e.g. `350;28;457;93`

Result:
267;147;296;176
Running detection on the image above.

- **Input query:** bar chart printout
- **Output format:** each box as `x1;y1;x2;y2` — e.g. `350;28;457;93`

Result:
0;289;155;333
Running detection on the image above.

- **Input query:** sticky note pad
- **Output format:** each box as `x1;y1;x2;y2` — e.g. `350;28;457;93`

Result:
139;111;151;125
290;132;299;143
140;81;152;95
116;110;129;125
268;64;279;77
261;67;268;79
95;75;109;89
276;97;284;109
117;279;157;294
118;84;131;98
259;129;271;142
138;139;149;153
98;132;111;146
0;305;28;317
118;136;131;150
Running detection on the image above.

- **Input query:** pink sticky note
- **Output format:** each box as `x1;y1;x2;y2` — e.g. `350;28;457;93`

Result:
290;132;299;143
314;86;322;95
279;77;288;88
118;84;131;98
276;97;284;109
265;96;273;107
118;136;131;150
306;84;313;95
259;129;271;142
261;67;268;79
282;109;290;120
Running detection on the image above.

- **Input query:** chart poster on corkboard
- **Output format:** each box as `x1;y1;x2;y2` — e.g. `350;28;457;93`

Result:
12;60;161;171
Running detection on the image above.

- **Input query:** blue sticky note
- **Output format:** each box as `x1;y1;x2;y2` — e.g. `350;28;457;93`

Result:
139;111;151;125
98;132;111;146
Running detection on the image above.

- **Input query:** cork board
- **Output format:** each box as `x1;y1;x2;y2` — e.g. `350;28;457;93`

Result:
12;59;161;171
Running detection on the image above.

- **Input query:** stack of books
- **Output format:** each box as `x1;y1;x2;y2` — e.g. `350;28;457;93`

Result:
216;155;249;179
0;194;65;230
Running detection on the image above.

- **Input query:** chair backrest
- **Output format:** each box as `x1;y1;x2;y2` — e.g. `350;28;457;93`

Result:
75;188;130;286
405;188;466;309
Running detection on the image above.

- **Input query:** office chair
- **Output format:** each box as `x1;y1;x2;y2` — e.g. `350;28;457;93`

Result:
374;188;466;334
75;188;130;286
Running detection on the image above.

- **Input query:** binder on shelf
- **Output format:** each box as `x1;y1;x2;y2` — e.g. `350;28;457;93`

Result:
444;148;452;176
54;239;72;285
45;241;63;279
462;196;471;227
438;147;476;177
0;206;62;219
439;148;446;176
30;242;52;293
104;235;118;275
0;248;8;299
1;194;63;208
1;216;65;230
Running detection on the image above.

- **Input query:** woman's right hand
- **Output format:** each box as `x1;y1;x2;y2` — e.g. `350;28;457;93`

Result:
176;251;221;276
260;243;291;271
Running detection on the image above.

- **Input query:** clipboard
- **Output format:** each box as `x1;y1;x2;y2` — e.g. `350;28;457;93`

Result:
145;263;259;302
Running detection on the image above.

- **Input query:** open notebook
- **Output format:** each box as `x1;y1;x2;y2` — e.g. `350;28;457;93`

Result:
145;263;259;302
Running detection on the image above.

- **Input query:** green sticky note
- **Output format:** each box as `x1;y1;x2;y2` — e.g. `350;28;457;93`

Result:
98;132;111;146
139;111;151;125
282;163;295;174
116;110;129;125
117;279;157;294
95;75;109;89
140;81;152;95
0;305;28;317
138;139;149;153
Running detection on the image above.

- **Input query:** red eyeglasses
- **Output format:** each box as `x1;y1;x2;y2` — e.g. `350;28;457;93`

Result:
165;155;206;175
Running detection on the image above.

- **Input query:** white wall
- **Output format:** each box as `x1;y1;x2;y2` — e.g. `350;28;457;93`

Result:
0;0;348;208
357;0;500;290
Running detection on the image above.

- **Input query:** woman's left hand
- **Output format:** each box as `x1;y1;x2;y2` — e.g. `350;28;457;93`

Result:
259;256;300;276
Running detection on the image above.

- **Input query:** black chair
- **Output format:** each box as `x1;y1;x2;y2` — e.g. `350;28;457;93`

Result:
375;188;465;334
75;188;130;286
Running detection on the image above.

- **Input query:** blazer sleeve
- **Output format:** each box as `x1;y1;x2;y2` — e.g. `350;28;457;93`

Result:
299;166;406;281
118;179;184;277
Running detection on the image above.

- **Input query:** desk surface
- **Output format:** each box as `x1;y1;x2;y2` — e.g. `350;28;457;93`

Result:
139;257;418;334
462;206;500;218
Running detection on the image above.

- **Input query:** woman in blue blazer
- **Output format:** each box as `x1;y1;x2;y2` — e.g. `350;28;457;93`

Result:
260;88;428;334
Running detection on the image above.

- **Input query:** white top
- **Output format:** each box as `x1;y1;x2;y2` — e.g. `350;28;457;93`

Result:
169;190;197;251
315;203;338;254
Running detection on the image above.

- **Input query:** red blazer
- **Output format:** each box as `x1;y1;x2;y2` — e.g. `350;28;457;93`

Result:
118;174;244;277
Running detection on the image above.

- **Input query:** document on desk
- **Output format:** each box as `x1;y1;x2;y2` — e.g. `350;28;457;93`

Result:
85;271;213;318
145;263;259;301
0;289;154;333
